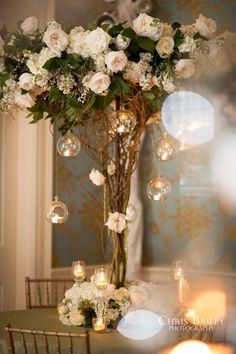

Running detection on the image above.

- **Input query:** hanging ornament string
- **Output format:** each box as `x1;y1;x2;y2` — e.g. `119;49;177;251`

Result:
45;120;69;224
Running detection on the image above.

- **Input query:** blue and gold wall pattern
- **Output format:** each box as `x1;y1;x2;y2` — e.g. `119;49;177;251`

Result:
53;0;236;270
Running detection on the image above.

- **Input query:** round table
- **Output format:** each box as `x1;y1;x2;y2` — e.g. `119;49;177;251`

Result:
0;309;176;354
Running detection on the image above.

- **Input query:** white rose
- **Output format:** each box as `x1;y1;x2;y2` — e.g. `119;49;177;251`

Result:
132;13;163;41
105;212;127;234
69;310;85;326
156;36;174;58
115;34;131;50
114;287;129;302
86;28;111;55
83;72;111;95
89;168;106;186
18;73;35;91
162;23;174;37
107;161;116;176
178;36;196;53
175;59;195;79
21;16;38;35
105;50;127;73
0;35;4;56
195;14;217;38
43;24;68;57
15;92;35;108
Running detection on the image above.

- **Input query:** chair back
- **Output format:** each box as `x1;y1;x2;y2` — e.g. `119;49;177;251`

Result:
25;277;74;309
5;324;91;354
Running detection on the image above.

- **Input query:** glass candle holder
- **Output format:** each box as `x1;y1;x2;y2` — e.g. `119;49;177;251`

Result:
72;260;86;283
92;317;107;333
173;260;184;280
94;267;109;291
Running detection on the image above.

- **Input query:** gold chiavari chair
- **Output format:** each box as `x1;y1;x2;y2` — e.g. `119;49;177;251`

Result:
25;277;74;309
5;324;91;354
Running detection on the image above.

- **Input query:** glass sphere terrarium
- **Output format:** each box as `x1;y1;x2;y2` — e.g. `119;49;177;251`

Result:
156;133;177;160
45;196;69;224
57;130;81;157
113;109;136;134
147;174;171;201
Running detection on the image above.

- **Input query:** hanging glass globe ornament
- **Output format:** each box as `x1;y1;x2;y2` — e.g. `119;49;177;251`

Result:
126;204;138;223
114;109;136;134
156;133;177;160
147;174;171;201
45;196;68;224
57;130;81;157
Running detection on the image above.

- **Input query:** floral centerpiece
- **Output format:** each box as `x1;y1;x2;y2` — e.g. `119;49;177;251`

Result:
0;13;223;288
58;279;174;328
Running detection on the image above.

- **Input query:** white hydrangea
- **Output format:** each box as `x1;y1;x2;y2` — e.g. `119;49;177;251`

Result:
67;27;91;58
93;53;107;73
123;59;152;85
162;75;176;93
27;47;56;75
115;34;131;50
14;92;35;108
0;79;18;111
139;73;157;91
57;74;75;94
180;24;198;37
178;35;196;53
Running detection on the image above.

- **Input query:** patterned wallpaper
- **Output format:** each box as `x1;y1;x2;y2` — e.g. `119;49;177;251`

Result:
53;0;236;271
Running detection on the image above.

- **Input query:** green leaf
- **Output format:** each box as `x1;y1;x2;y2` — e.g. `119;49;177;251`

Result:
82;94;96;112
137;36;155;53
43;57;64;71
122;27;136;39
108;24;124;37
49;88;62;103
87;22;97;30
100;23;110;32
143;92;156;101
174;29;185;47
111;76;130;96
0;73;9;86
95;91;115;110
68;96;80;109
193;32;207;40
172;22;181;30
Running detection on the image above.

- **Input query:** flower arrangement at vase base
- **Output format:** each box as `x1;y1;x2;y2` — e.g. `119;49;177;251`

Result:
58;279;175;329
